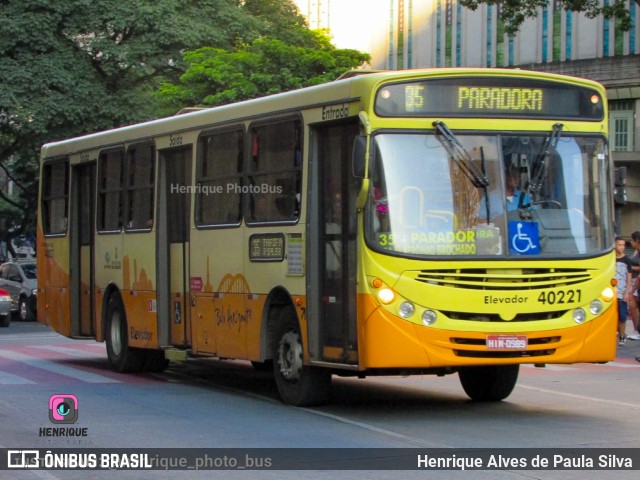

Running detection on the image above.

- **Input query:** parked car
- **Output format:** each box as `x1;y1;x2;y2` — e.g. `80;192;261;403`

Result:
0;261;37;321
0;288;11;327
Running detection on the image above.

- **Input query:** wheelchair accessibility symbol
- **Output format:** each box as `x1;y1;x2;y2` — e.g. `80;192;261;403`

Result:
508;221;540;255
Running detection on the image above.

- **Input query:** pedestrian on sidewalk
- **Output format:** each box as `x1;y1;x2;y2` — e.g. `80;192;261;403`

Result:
626;232;640;340
615;237;633;345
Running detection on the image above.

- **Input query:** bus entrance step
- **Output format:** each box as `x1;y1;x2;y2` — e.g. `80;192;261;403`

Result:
164;348;189;361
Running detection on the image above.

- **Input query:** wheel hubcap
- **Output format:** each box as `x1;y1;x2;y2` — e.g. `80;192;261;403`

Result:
278;330;303;382
110;311;122;356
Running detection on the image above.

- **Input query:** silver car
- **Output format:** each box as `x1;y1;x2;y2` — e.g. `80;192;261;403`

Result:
0;261;37;321
0;288;11;327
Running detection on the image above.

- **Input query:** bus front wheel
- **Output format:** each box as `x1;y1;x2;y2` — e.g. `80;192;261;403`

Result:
105;295;142;373
272;306;331;406
458;364;519;401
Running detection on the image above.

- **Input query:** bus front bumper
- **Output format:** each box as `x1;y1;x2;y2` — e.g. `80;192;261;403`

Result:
359;303;617;369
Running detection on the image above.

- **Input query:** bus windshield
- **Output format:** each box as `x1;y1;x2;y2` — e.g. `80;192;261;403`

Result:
366;132;611;257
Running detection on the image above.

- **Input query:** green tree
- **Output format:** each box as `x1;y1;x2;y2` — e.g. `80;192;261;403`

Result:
461;0;639;36
0;0;315;245
156;33;371;112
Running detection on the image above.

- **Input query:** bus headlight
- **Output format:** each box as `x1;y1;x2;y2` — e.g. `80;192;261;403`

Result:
378;288;395;305
573;308;587;324
422;310;437;326
589;300;603;315
601;287;615;302
398;301;415;318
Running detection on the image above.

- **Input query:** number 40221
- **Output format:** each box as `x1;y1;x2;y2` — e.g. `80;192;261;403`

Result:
537;289;582;305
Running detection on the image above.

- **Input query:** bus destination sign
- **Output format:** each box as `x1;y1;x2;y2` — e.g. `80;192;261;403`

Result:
375;76;603;120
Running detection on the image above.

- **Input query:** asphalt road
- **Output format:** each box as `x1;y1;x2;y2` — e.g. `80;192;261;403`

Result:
0;321;639;480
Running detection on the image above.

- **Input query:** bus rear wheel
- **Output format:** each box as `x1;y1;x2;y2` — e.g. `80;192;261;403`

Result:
105;295;143;373
458;364;519;401
272;306;331;406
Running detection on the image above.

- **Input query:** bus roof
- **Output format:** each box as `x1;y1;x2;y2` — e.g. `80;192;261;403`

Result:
40;67;605;159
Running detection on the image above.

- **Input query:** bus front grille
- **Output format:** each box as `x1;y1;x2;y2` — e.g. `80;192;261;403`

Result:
442;310;567;322
414;267;593;290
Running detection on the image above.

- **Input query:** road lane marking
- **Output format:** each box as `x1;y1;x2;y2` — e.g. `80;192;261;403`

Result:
299;408;452;448
517;384;640;409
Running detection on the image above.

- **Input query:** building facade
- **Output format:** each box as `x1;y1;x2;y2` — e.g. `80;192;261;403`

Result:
295;0;640;236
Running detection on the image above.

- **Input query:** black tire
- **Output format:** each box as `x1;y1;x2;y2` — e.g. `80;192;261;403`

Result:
272;306;331;406
105;295;143;373
0;314;9;328
19;297;35;322
458;364;519;401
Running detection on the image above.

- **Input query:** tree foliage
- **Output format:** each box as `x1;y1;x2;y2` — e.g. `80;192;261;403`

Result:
156;33;371;112
460;0;638;36
0;0;344;242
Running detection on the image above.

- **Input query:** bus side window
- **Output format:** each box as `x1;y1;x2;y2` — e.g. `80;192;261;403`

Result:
125;143;155;231
97;149;125;232
42;160;69;236
196;128;243;226
247;119;302;223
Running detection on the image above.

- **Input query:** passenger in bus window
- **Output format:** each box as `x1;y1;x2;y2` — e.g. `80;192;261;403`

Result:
505;166;530;211
479;166;529;221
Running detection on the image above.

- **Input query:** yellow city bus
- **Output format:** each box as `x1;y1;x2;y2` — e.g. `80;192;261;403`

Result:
38;68;617;406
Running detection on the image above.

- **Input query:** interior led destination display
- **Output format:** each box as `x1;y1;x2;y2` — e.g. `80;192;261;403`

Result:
375;77;603;120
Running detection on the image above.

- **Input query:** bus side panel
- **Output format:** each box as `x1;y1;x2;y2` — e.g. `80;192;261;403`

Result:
191;292;216;355
36;227;48;325
246;294;266;361
189;228;246;358
38;232;72;337
191;290;266;361
119;241;158;348
121;292;160;349
94;232;123;339
213;293;248;359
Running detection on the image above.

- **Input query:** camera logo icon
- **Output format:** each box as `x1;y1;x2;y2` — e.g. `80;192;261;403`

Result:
48;394;78;424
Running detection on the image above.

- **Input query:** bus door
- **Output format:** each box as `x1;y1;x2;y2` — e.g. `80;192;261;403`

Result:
309;120;359;364
70;162;96;337
157;146;193;348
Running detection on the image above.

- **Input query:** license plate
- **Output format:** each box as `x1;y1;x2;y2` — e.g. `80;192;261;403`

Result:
486;335;528;350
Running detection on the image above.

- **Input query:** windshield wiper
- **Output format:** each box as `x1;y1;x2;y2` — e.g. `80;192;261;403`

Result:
433;121;489;189
524;123;563;207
